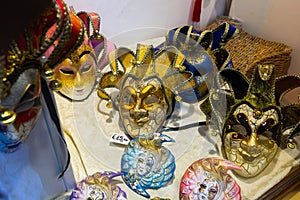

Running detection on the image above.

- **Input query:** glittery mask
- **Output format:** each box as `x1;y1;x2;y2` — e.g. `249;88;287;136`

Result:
54;44;97;101
0;0;85;152
180;157;242;200
164;23;238;103
121;132;175;198
70;171;127;199
201;65;300;177
46;11;114;101
97;44;195;137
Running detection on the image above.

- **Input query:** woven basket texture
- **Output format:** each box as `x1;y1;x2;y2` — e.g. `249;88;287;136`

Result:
205;17;292;79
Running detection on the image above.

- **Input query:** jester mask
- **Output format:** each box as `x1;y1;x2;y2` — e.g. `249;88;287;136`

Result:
201;65;300;177
0;0;84;152
97;44;195;138
163;22;238;103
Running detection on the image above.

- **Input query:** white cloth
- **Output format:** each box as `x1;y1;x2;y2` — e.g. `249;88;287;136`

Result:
54;35;300;199
0;93;75;200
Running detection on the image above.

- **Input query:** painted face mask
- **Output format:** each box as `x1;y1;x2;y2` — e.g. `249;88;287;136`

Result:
46;11;114;101
0;0;85;152
201;65;300;177
54;44;97;101
121;132;175;198
0;67;41;152
70;171;127;200
97;44;195;138
180;157;242;200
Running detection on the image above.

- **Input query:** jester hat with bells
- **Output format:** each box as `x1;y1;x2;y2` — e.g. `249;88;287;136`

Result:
201;65;300;177
97;44;196;138
0;0;85;152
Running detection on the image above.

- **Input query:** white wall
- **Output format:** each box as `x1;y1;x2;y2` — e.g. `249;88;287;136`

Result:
65;0;194;41
230;0;300;102
230;0;300;76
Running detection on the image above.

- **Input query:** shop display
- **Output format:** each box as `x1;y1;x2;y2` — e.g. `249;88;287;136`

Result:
201;65;300;177
70;171;127;200
97;44;196;137
179;157;242;200
2;0;300;199
121;132;176;198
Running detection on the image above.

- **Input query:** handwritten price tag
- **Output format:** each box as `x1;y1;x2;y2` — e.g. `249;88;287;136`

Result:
110;133;130;145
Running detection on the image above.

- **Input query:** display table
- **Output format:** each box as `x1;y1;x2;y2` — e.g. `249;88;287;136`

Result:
54;36;300;199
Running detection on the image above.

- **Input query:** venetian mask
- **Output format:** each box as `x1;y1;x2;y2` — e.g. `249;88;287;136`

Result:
121;132;175;198
164;23;238;103
70;171;127;200
98;44;195;138
119;76;168;136
180;157;242;200
201;65;300;177
54;44;97;101
0;67;41;153
47;11;114;101
0;0;85;152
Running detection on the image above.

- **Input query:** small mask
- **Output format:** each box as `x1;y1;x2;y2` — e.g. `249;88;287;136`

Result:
46;11;114;101
180;157;242;200
201;65;300;177
0;0;84;152
98;44;195;138
70;171;127;200
121;132;176;198
54;44;97;101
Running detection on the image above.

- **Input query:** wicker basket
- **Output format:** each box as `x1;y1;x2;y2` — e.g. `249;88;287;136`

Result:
204;17;292;79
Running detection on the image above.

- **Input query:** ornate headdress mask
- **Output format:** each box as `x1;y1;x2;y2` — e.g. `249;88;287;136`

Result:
0;0;84;152
97;44;195;137
164;22;238;102
201;65;300;177
45;11;114;101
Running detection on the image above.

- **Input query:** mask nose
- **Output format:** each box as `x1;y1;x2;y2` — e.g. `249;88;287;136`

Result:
74;72;84;88
129;97;148;122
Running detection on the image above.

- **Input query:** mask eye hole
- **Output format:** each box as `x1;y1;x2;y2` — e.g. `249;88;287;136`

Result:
80;64;92;73
257;118;276;135
231;125;247;139
14;84;40;113
144;96;159;106
59;67;75;75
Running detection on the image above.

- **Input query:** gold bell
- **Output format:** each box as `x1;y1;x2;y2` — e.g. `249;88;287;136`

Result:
49;80;62;91
43;67;55;80
0;106;16;124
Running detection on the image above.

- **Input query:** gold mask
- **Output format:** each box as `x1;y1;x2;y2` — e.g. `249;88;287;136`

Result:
98;44;195;137
54;45;97;101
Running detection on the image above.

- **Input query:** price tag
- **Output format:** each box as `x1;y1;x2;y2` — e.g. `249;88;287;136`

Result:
110;133;130;145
